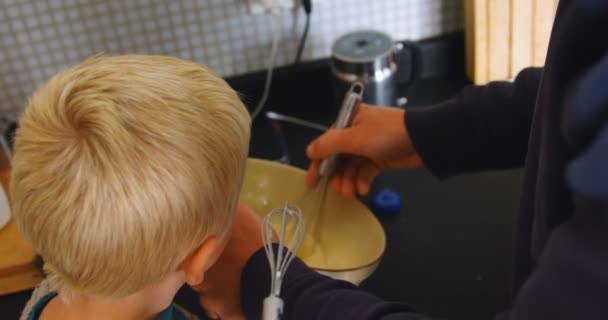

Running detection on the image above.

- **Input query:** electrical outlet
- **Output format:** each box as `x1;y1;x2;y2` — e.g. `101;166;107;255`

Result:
247;0;295;14
247;0;325;15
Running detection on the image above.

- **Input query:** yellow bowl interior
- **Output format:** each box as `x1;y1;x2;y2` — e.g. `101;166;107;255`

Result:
239;158;386;271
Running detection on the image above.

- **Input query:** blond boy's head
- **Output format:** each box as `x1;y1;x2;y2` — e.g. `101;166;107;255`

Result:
10;55;250;299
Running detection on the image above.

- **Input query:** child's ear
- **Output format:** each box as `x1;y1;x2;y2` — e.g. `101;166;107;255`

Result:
182;236;218;287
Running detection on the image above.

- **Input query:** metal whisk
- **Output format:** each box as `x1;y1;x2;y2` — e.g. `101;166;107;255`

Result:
296;82;365;254
261;202;305;320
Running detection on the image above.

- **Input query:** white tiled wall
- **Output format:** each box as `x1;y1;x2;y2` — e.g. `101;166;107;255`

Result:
0;0;464;124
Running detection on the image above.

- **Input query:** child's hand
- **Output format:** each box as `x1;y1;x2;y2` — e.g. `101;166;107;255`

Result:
197;204;268;320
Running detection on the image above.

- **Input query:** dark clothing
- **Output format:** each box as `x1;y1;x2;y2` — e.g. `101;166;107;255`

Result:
241;0;608;318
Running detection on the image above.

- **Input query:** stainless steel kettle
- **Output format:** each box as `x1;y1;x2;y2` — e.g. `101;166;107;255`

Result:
331;30;415;107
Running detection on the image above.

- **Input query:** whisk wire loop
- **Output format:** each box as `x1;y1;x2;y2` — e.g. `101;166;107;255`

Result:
262;201;305;297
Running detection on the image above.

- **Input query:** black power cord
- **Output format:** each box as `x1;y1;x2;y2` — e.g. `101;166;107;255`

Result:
294;0;312;64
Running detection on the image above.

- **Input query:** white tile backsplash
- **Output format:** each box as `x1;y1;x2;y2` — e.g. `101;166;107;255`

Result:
0;0;463;123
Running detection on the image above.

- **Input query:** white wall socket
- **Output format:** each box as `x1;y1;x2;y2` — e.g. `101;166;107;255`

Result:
247;0;325;15
247;0;295;14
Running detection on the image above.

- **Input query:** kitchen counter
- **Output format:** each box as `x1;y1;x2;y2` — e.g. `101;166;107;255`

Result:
0;37;523;319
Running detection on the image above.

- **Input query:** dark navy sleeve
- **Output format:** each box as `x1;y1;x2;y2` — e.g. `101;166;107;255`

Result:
512;182;608;319
512;53;608;319
240;247;436;320
405;68;542;178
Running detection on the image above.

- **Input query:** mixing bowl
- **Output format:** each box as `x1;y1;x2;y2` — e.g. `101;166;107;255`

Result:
239;158;386;285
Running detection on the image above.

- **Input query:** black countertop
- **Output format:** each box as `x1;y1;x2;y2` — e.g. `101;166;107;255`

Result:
0;41;523;320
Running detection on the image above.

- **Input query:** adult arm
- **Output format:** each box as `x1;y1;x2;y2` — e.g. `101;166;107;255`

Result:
406;67;542;178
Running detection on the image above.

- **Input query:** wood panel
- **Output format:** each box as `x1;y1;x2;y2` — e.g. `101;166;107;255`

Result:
510;0;533;78
533;0;556;66
488;0;511;81
465;0;488;84
0;166;43;295
465;0;558;84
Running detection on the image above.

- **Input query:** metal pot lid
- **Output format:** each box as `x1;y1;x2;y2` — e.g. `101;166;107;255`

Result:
332;30;394;63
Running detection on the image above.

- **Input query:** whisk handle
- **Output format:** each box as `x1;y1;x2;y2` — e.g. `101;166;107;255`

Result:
262;296;284;320
319;82;364;177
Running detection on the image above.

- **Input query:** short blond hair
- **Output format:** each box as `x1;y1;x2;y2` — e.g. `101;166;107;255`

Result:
10;55;250;299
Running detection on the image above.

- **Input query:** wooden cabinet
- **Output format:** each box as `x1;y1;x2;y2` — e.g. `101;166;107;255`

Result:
465;0;559;84
0;168;43;295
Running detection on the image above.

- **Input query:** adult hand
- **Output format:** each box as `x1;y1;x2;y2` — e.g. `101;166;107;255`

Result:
306;104;423;198
197;204;272;320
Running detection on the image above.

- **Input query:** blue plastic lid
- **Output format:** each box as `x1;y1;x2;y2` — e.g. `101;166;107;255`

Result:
372;189;402;216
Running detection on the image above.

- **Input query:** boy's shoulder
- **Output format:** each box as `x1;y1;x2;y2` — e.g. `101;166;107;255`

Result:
20;280;53;320
20;280;200;320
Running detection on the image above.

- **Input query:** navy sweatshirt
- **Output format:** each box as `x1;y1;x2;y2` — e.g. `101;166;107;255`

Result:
240;0;608;318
